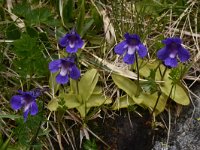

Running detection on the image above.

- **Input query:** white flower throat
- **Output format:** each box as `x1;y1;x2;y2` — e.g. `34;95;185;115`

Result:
60;67;68;76
69;41;75;48
127;46;138;55
169;50;177;58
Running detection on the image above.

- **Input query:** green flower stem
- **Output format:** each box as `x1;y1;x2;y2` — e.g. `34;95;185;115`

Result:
150;90;162;118
161;66;168;81
168;85;174;98
135;53;141;97
155;62;162;71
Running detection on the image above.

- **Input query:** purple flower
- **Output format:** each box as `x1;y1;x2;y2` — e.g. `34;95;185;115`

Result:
10;90;40;121
49;56;80;84
157;37;190;68
59;31;84;53
114;33;147;64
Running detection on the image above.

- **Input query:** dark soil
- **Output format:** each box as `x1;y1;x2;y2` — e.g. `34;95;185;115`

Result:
49;109;154;150
91;109;153;150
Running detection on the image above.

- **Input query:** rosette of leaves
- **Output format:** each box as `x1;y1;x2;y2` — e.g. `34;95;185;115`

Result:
112;73;168;115
111;60;190;115
47;69;111;118
139;61;190;105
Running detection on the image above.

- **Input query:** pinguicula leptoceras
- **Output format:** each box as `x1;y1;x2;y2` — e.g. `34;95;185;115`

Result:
114;33;148;64
157;37;190;68
59;30;84;53
49;56;80;84
10;89;41;121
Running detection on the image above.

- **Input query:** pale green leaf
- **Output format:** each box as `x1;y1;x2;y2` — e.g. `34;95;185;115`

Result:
47;98;59;111
112;95;135;110
76;104;90;118
78;69;99;102
92;86;102;94
160;80;190;105
139;60;190;105
70;79;102;94
59;93;81;109
111;73;137;99
112;73;168;114
49;73;60;97
76;94;111;118
139;60;162;79
159;66;189;105
133;92;168;114
70;79;78;94
86;94;112;107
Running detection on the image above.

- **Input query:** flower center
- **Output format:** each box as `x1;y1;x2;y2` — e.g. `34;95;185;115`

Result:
68;34;77;48
24;102;31;112
169;51;177;58
169;42;178;58
69;41;75;48
127;46;137;55
22;94;34;112
60;66;68;76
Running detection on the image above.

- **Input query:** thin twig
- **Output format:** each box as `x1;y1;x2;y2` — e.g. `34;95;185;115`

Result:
86;127;110;149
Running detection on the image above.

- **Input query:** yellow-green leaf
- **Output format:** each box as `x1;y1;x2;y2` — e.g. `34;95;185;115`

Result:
139;60;162;79
159;67;189;105
111;73;137;98
76;94;111;118
49;73;60;96
59;93;81;109
139;60;190;105
47;98;59;111
112;95;135;110
78;69;99;102
160;81;189;105
112;72;168;114
133;92;168;114
86;94;111;107
70;79;78;94
76;104;90;118
92;86;102;94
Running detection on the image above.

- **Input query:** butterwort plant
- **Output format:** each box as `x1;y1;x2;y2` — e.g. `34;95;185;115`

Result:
114;33;148;64
114;33;148;97
49;56;80;84
10;89;41;121
59;30;84;53
157;37;190;68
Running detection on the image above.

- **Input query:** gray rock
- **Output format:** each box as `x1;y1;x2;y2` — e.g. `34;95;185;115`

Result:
153;84;200;150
